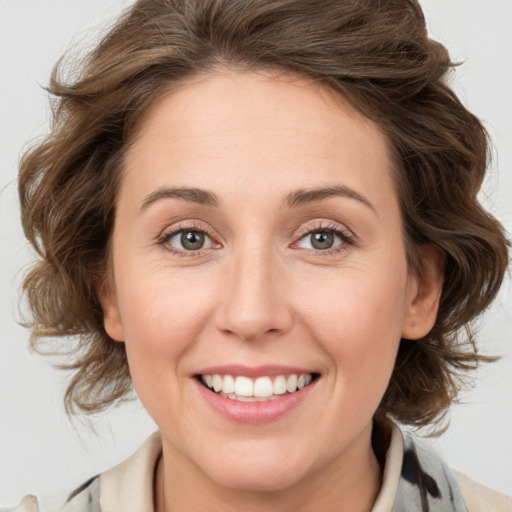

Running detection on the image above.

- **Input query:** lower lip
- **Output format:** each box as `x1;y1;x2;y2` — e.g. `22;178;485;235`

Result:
195;378;317;424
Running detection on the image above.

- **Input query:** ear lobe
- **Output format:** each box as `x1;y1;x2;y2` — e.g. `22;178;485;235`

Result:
401;245;445;340
96;278;125;342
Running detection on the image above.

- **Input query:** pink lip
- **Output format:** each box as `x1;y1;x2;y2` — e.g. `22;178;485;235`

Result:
194;375;318;425
195;365;316;378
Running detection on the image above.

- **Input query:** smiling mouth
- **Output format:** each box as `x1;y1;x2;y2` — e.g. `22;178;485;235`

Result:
198;373;319;402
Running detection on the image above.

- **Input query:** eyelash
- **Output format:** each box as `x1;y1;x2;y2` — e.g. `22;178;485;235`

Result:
157;221;355;258
157;222;216;258
293;222;355;256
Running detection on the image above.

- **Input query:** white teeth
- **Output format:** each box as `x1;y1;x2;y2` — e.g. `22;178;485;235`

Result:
273;375;287;395
253;376;273;397
236;395;258;402
234;376;253;397
201;372;315;400
286;374;298;393
212;374;223;392
222;375;235;394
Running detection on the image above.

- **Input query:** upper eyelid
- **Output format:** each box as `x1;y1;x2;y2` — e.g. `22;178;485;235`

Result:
160;221;215;239
294;220;354;239
158;219;355;245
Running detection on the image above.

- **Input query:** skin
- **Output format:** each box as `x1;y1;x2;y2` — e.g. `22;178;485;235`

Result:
100;69;444;512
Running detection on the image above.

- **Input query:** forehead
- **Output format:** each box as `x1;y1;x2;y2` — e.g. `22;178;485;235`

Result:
122;70;396;212
131;69;386;152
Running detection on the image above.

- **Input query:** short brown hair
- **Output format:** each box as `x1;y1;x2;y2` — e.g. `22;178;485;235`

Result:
19;0;509;426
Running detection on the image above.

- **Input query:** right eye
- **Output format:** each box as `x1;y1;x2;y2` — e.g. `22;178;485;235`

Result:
160;228;216;254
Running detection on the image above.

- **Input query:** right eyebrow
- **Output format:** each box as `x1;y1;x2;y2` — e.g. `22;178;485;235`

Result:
139;187;219;212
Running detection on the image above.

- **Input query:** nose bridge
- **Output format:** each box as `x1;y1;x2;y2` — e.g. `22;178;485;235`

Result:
215;234;292;341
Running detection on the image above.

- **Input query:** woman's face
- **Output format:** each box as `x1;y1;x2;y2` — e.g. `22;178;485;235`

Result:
101;70;440;492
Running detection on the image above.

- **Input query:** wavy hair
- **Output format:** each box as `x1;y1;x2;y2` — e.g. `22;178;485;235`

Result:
19;0;509;426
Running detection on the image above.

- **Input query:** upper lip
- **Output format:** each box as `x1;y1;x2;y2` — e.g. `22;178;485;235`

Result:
195;365;318;378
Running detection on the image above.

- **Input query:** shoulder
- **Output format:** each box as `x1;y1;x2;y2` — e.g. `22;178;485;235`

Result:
455;471;512;512
7;431;162;512
374;421;512;512
7;478;100;512
4;495;39;512
67;430;161;511
61;476;100;512
399;427;512;512
401;429;512;512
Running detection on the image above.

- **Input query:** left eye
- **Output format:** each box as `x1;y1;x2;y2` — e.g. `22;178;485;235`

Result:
296;230;344;251
167;230;214;251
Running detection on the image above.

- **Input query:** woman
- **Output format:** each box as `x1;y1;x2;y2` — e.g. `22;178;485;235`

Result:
10;0;511;510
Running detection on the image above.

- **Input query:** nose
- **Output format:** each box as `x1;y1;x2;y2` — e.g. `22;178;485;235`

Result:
214;242;293;342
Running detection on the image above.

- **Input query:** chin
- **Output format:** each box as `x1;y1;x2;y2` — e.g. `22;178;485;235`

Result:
197;449;311;493
211;466;307;493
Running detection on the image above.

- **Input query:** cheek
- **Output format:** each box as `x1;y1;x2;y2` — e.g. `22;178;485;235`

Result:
114;267;218;399
296;262;408;402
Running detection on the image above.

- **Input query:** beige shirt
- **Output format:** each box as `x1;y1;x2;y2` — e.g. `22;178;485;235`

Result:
11;424;512;512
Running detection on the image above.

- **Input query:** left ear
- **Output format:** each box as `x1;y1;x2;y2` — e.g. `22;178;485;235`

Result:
401;245;445;340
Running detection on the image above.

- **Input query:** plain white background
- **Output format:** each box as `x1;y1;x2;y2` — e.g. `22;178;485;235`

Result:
1;0;511;509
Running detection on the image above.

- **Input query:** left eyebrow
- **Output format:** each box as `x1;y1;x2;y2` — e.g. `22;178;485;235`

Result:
286;185;376;213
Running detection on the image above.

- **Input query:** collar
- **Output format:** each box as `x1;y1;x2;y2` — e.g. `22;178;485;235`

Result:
93;423;467;512
99;431;161;512
374;422;468;512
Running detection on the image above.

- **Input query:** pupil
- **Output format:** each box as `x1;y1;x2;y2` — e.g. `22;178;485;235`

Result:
181;231;204;250
311;231;334;250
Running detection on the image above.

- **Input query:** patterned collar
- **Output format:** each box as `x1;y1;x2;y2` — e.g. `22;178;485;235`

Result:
368;421;468;512
392;428;467;511
56;423;468;512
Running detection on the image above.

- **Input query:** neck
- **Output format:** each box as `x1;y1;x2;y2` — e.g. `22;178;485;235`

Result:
154;425;383;512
